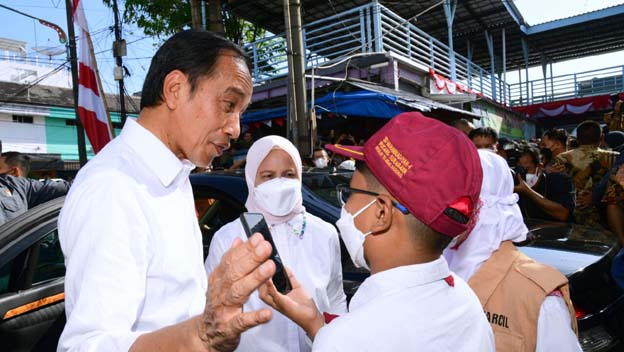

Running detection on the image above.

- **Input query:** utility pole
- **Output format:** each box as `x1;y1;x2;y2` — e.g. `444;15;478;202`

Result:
112;0;127;126
190;0;202;30
283;0;296;144
207;0;224;34
65;0;88;166
283;0;310;155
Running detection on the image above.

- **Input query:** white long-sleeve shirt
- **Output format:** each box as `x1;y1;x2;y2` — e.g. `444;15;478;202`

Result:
312;257;495;352
58;118;206;351
205;213;347;352
466;261;582;352
536;296;582;352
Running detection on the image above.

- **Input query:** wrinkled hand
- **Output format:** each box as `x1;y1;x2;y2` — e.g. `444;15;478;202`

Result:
576;190;592;209
200;233;276;351
616;165;624;188
259;267;325;340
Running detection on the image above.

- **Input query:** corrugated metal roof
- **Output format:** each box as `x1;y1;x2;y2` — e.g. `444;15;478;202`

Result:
526;2;624;26
0;81;141;113
346;80;483;120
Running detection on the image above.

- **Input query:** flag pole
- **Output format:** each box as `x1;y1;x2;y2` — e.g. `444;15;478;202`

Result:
65;0;87;166
84;31;115;137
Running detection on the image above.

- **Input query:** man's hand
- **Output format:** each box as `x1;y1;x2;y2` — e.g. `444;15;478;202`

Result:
199;233;276;351
129;234;275;352
259;267;325;340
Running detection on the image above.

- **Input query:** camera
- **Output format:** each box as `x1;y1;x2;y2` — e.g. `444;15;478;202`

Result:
498;138;521;168
511;165;527;186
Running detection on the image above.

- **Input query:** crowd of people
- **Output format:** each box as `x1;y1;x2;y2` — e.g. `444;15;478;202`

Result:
3;30;624;351
456;122;624;244
212;128;367;172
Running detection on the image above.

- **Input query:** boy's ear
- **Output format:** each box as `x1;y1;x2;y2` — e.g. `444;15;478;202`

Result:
370;194;393;234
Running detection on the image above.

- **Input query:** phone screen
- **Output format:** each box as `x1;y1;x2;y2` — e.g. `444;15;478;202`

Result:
240;213;292;294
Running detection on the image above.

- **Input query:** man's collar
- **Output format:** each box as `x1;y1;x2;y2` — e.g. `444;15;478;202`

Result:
348;256;451;311
120;118;195;187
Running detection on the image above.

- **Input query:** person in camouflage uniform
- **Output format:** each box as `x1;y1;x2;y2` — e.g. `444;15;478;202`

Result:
554;121;621;228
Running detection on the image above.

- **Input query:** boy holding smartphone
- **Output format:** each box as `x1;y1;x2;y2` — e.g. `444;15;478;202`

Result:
259;112;495;351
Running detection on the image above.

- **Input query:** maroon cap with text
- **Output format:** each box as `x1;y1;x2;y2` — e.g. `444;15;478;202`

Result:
326;112;482;237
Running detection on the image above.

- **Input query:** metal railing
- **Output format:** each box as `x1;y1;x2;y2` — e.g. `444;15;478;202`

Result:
243;3;510;104
243;4;374;84
376;6;508;103
508;65;624;106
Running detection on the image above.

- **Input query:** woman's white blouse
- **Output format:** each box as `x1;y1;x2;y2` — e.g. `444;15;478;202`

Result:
205;212;347;352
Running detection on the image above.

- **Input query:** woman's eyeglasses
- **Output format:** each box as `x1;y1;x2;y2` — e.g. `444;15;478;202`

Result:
336;184;410;214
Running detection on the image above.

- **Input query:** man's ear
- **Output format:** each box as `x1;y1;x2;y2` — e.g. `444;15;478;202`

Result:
370;194;393;234
161;70;187;110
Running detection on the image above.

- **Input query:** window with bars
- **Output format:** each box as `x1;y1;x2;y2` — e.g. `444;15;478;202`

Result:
12;115;34;124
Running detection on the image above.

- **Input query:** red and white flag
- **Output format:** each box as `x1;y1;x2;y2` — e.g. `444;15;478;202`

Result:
72;0;113;154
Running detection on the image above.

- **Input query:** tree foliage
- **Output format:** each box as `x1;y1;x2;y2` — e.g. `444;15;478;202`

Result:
103;0;266;45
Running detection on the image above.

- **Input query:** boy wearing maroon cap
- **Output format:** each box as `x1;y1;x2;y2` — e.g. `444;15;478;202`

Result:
259;112;494;351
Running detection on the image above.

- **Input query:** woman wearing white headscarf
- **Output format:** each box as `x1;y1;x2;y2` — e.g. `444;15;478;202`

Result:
205;135;347;352
444;150;580;352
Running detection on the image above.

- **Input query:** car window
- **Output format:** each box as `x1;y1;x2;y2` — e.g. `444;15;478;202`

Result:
0;229;63;294
195;192;246;259
0;258;14;294
302;173;353;208
32;230;65;285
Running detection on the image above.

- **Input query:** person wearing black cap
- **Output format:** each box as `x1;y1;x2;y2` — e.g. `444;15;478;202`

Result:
258;112;494;351
0;140;70;226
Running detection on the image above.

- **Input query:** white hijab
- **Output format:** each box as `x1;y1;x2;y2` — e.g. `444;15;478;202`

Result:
244;135;305;226
444;149;528;281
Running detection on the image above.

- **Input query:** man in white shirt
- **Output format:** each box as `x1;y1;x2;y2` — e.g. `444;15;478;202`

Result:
59;30;277;351
259;112;495;351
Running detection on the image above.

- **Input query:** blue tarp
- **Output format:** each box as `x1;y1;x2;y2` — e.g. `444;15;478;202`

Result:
242;106;287;123
241;90;405;123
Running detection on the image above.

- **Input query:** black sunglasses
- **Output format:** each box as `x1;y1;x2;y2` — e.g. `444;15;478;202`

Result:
336;184;410;214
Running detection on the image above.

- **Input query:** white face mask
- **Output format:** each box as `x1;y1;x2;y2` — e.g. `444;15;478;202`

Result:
336;200;376;270
526;173;539;187
314;158;328;168
254;177;301;216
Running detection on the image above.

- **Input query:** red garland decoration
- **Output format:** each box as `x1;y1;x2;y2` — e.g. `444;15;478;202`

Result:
429;68;483;98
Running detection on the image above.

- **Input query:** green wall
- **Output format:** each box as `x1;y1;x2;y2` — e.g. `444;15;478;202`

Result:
46;107;132;160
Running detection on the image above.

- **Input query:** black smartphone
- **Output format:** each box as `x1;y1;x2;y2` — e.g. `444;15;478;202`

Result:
239;212;292;294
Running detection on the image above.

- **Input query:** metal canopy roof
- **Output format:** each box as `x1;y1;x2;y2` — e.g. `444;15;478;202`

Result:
226;0;624;72
519;5;624;65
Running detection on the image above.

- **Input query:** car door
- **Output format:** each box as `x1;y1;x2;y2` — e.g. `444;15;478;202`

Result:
0;197;65;352
194;186;246;259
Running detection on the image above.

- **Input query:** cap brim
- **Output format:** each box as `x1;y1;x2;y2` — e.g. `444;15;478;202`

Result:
325;144;365;161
